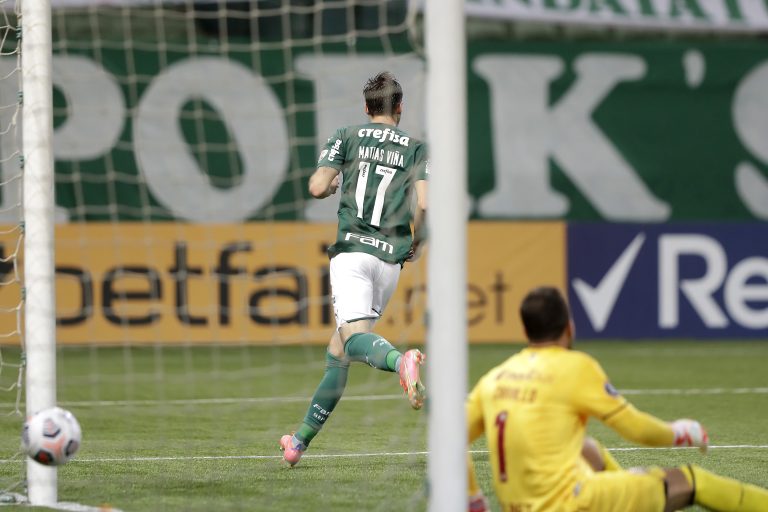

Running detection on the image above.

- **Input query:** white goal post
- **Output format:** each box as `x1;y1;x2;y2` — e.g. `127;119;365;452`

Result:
425;0;467;511
21;0;58;505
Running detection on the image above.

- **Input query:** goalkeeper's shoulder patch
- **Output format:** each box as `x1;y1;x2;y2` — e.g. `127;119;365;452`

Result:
604;381;620;397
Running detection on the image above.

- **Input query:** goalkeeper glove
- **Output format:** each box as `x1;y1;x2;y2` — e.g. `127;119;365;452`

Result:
468;493;489;512
671;419;709;453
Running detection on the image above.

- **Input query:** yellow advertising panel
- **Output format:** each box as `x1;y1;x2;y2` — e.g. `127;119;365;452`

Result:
1;222;564;345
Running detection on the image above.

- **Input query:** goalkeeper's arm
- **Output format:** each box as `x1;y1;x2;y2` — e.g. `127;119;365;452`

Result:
603;403;708;452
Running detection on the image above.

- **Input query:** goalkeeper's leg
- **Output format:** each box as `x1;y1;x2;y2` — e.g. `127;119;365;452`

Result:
581;437;622;472
664;464;768;512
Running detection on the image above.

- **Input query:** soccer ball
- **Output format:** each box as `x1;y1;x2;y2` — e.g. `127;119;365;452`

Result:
21;406;82;466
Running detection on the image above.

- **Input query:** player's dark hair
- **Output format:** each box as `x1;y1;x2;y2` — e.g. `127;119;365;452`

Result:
519;287;570;343
363;71;403;116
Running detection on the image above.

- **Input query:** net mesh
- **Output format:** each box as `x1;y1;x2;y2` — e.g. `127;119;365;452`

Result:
0;0;26;499
3;1;430;508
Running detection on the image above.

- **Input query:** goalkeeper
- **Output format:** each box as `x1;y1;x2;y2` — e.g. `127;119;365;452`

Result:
280;71;428;467
467;286;768;512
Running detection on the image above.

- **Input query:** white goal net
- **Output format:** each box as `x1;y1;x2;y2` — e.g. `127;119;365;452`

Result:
0;0;27;499
1;1;455;510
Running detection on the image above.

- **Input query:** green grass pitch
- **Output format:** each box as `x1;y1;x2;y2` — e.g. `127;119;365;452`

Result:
0;340;766;511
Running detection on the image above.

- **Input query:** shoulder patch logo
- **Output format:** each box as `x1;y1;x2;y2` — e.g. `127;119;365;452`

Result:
604;381;619;397
318;150;328;163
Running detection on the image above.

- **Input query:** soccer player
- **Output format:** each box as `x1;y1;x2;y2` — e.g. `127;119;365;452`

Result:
467;286;768;512
280;71;428;466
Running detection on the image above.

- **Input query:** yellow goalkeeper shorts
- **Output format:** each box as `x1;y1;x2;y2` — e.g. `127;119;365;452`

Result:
566;468;666;512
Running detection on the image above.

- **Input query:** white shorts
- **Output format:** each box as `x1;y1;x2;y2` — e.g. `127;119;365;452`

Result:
330;252;401;328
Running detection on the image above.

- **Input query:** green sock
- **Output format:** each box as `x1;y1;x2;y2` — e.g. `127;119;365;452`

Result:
344;332;400;372
295;351;350;447
386;350;402;373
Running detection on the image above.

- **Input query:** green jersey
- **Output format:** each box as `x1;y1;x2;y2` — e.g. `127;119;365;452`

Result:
317;123;429;265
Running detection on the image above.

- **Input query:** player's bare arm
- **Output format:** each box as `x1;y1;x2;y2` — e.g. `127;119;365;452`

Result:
308;166;340;199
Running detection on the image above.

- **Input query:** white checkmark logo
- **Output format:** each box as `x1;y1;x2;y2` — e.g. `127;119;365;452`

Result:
572;233;646;332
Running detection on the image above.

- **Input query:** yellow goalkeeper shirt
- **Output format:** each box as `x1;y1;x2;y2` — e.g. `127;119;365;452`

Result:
467;345;675;511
